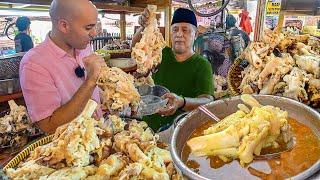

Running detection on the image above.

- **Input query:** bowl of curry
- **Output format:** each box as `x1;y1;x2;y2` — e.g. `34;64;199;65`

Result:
170;95;320;180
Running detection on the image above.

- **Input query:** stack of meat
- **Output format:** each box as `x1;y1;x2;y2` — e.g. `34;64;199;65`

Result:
131;5;166;82
239;29;320;107
0;100;42;149
97;66;140;113
98;5;166;113
6;100;182;179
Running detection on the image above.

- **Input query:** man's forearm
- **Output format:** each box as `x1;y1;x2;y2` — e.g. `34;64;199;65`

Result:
182;95;214;111
37;80;97;133
131;27;144;47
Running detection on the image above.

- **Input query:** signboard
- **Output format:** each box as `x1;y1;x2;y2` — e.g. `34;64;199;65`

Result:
284;19;304;30
265;16;279;29
266;0;281;15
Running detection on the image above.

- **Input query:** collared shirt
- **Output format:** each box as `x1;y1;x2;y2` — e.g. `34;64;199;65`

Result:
20;35;101;123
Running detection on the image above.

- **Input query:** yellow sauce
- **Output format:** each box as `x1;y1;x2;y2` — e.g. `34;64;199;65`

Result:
182;119;320;179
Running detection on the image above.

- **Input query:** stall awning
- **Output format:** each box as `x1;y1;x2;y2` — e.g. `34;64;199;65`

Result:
282;0;320;15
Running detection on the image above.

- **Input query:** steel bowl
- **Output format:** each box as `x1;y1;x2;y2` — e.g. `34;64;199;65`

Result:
170;95;320;180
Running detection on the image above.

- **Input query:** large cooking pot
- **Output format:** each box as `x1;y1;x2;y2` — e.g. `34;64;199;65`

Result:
170;95;320;180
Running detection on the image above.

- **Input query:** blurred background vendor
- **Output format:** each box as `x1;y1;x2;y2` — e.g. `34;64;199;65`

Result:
14;16;34;53
226;14;250;48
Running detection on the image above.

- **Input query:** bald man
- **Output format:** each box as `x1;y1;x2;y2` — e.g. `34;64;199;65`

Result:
19;0;106;133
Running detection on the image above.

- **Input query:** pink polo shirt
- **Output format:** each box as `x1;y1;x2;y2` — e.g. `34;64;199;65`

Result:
20;35;102;123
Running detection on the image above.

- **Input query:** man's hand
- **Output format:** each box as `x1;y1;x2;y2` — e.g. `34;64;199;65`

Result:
83;54;106;86
157;93;184;116
138;8;150;28
138;8;161;28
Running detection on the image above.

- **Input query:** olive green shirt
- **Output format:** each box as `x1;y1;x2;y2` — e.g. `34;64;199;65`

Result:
143;47;214;131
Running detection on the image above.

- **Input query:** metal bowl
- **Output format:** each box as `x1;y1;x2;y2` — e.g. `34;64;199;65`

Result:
170;95;320;180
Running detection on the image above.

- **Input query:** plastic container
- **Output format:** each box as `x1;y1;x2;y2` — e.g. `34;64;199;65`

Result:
137;85;170;116
139;95;168;116
137;85;169;97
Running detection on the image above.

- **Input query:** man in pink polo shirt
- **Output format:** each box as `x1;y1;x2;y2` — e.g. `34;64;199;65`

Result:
20;0;106;133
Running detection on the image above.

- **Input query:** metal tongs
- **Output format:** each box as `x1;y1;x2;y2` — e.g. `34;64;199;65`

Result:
197;96;294;160
198;105;221;123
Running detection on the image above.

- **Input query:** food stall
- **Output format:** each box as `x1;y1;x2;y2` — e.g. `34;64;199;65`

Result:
0;0;320;179
227;0;320;107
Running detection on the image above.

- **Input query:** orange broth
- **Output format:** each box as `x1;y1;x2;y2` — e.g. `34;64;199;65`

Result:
181;118;320;179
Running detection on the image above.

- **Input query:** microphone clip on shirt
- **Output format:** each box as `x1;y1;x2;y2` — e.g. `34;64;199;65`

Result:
75;66;85;78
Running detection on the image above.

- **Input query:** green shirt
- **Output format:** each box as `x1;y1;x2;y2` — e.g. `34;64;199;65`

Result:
143;47;214;131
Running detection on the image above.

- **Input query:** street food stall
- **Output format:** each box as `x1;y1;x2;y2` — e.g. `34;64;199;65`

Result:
228;0;320;107
0;0;320;180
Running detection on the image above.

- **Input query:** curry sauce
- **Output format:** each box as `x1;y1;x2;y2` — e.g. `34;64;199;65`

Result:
182;118;320;179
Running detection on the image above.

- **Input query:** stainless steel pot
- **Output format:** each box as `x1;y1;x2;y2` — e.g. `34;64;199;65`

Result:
170;95;320;180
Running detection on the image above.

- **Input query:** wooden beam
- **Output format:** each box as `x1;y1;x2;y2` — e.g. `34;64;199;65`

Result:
130;0;170;9
0;91;23;103
0;1;144;13
0;0;51;6
120;13;126;41
94;3;144;13
276;10;285;33
164;4;171;47
283;10;318;16
254;0;266;41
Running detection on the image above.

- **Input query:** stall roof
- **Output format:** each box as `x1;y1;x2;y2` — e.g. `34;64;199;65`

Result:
282;0;320;15
0;0;145;13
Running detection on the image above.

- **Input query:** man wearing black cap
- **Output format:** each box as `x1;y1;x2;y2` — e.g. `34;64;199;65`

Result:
132;8;214;136
14;16;34;53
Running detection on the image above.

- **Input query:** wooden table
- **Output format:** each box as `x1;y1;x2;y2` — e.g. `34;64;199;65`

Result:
0;92;24;112
0;91;23;103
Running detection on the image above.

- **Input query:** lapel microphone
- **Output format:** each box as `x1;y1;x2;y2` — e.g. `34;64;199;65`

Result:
75;66;85;78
